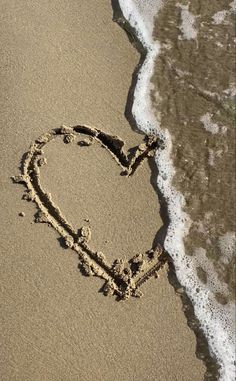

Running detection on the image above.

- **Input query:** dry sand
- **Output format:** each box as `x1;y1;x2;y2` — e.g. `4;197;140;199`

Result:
1;1;206;380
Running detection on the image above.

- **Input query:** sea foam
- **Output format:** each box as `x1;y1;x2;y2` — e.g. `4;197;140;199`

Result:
118;1;236;379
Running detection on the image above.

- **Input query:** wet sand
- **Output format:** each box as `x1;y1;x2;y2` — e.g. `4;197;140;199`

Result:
1;1;206;380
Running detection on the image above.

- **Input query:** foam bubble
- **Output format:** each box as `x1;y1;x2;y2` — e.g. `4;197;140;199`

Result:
176;3;198;40
212;10;229;25
212;1;236;24
200;113;220;134
118;1;236;379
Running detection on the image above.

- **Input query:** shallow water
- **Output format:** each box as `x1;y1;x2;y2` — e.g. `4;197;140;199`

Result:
152;0;235;303
118;0;235;379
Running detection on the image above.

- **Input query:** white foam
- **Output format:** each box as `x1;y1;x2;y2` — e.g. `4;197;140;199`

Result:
218;232;236;265
118;1;236;379
200;113;227;135
223;84;236;97
208;148;215;166
193;247;229;297
212;1;236;24
176;3;198;40
200;113;220;134
208;148;224;167
230;0;236;12
212;10;229;25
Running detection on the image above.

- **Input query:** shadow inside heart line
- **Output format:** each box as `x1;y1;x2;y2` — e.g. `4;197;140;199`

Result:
12;125;169;300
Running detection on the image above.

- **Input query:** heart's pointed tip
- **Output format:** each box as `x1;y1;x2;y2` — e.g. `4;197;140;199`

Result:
120;168;131;177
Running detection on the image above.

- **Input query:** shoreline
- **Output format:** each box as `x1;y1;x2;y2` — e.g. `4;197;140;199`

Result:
117;1;235;379
114;3;220;378
1;1;209;380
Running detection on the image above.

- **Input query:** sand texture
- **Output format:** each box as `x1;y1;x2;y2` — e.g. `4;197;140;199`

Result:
1;1;206;380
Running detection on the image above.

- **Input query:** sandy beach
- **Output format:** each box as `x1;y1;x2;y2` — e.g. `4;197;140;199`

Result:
0;1;208;380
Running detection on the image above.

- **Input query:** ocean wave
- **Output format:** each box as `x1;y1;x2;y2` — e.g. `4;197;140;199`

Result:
118;1;236;379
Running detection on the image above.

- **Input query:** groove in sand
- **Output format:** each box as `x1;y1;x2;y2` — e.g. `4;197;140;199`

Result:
12;125;169;300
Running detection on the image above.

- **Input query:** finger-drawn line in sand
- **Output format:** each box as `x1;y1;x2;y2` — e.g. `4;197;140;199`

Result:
12;125;169;299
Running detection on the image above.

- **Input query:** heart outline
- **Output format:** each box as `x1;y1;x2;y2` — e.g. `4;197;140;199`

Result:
12;125;168;300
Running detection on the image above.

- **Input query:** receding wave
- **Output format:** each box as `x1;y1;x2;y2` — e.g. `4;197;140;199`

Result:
118;1;236;380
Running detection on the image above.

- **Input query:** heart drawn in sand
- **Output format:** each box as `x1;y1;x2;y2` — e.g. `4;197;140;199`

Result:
12;125;168;300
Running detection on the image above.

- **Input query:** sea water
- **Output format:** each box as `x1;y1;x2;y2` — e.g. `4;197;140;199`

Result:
118;0;236;379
